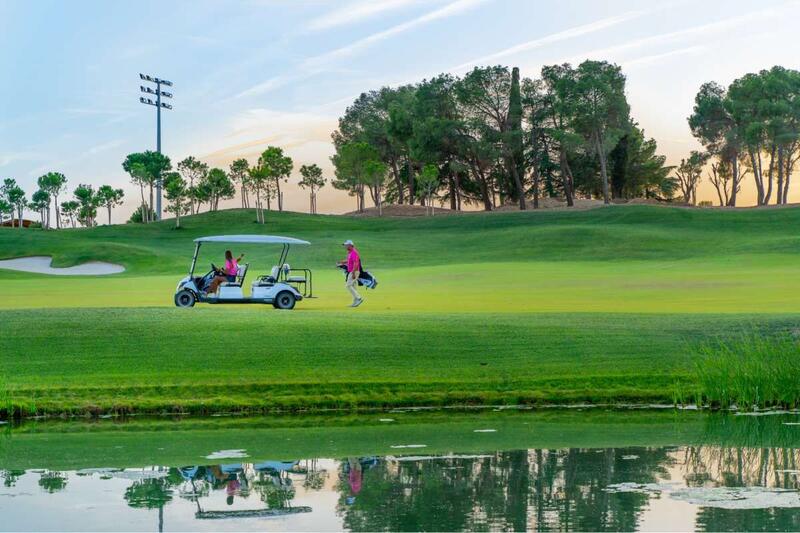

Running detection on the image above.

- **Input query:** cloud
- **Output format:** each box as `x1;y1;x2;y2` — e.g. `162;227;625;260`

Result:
25;139;127;178
200;135;283;162
63;108;126;116
86;139;126;155
505;1;800;80
452;10;647;71
227;108;335;141
623;45;707;69
234;0;490;99
193;108;337;165
171;33;221;46
562;1;800;65
63;107;137;127
307;0;428;31
0;152;40;167
314;0;489;63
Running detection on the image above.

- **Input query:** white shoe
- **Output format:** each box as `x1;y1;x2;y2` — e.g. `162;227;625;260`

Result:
350;298;364;308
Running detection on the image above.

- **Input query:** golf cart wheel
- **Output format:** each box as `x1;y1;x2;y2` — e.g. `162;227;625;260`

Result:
174;289;196;308
273;291;296;310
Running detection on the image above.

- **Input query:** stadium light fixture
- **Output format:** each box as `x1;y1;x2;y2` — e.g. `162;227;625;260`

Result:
138;73;173;220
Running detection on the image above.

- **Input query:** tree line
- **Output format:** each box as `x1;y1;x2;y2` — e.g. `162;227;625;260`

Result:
0;146;329;230
0;174;123;229
332;62;800;211
687;65;800;206
330;60;674;212
122;147;327;228
4;62;797;228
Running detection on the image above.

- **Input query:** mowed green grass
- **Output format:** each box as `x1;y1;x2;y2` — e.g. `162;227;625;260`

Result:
3;256;800;312
2;206;800;312
1;206;799;415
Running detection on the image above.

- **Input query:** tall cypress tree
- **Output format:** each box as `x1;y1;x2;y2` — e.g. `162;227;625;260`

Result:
609;133;629;199
507;67;526;209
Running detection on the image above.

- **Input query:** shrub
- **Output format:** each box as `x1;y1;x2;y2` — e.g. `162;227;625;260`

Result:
127;205;157;224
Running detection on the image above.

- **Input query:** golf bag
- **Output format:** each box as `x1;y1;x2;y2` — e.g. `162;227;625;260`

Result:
337;264;378;289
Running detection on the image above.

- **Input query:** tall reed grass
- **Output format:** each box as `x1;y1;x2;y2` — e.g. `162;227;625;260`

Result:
695;334;800;409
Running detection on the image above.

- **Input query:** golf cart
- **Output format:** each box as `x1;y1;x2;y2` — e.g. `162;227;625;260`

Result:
174;235;312;310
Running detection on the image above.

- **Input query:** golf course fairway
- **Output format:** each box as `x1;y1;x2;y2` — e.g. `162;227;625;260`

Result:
1;205;799;416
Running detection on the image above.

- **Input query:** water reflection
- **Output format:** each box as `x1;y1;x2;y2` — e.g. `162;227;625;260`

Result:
334;448;677;531
4;446;800;531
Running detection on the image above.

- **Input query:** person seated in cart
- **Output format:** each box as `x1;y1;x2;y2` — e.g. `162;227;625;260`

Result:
208;250;244;294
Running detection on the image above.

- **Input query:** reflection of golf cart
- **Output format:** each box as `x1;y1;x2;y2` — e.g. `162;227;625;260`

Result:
179;462;311;520
195;505;312;520
174;235;313;310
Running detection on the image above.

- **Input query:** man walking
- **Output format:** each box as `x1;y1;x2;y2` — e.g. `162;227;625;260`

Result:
340;239;363;307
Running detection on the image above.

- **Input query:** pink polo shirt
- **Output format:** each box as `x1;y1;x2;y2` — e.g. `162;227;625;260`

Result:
346;248;361;273
224;258;238;276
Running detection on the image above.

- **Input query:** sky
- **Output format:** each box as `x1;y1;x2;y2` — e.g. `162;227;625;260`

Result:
1;0;800;222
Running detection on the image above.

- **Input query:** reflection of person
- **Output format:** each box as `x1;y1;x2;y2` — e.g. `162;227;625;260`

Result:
207;465;227;483
343;457;363;505
209;250;244;294
348;459;362;494
226;478;240;506
338;240;363;308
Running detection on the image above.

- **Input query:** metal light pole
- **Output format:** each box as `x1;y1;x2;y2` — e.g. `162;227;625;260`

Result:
139;73;173;220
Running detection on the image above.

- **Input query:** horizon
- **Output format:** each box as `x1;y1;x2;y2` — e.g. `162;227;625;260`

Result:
2;0;800;221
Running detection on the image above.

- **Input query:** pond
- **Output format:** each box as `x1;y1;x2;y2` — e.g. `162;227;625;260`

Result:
2;409;800;531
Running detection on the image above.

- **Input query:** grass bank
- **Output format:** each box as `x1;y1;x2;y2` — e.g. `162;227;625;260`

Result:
4;409;800;471
1;308;798;416
0;410;700;470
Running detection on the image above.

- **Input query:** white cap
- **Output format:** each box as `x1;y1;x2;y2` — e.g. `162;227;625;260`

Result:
342;239;354;246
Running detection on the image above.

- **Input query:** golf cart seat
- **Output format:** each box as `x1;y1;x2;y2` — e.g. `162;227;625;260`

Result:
280;263;306;283
284;264;313;297
267;265;281;283
254;266;280;286
222;263;249;287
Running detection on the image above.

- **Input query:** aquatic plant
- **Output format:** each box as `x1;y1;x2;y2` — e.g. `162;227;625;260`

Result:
0;376;10;420
695;334;800;409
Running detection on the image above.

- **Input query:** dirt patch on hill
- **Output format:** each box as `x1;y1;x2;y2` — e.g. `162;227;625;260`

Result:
495;197;606;211
345;197;686;217
347;199;603;216
345;204;459;217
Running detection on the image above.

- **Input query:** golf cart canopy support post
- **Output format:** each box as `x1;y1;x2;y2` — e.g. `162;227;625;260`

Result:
278;244;289;269
189;242;201;277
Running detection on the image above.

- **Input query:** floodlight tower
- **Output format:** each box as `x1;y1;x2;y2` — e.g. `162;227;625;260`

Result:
139;73;173;220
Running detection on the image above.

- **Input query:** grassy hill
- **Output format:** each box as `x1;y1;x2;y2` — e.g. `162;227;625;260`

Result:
0;205;799;416
3;205;800;271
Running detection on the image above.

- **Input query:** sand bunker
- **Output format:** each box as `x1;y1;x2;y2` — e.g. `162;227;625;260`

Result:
0;256;125;275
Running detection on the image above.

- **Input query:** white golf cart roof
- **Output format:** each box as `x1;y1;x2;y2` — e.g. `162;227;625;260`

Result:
194;235;310;245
